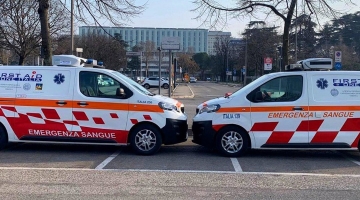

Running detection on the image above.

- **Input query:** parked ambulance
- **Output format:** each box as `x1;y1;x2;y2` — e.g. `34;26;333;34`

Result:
192;58;360;156
0;55;188;155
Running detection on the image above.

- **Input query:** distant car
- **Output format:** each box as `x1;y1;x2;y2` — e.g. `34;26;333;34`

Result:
206;77;211;81
189;77;197;83
142;77;169;89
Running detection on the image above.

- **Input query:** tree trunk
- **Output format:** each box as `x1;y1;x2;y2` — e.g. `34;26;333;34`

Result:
282;0;297;71
18;55;25;65
38;0;52;66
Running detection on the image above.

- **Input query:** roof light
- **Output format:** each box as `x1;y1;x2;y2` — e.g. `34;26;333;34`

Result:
285;58;333;71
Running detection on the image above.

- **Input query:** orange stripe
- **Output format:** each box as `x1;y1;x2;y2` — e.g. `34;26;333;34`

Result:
15;99;73;108
0;98;163;113
309;106;360;111
218;107;250;112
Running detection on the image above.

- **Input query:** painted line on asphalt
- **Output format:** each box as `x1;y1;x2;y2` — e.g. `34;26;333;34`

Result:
1;167;360;177
230;158;243;172
95;150;121;169
335;151;360;166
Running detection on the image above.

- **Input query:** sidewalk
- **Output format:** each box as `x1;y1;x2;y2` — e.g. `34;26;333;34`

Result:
171;83;194;99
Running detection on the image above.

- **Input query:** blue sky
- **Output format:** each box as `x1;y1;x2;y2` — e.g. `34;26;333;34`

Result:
95;0;359;38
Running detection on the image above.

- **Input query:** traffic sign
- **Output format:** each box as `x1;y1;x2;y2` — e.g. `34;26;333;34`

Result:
264;57;273;70
335;51;342;62
161;37;180;50
334;62;342;70
126;52;142;56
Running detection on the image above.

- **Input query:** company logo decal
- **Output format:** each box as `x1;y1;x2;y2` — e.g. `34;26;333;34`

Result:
0;71;42;82
316;78;328;89
36;83;43;90
23;83;31;90
333;79;360;87
330;88;339;96
54;73;65;84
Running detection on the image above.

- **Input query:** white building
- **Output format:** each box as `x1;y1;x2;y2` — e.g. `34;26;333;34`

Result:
79;26;209;53
207;31;232;55
79;26;235;77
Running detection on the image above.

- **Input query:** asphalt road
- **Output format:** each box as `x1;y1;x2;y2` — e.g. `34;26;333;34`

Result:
1;81;360;199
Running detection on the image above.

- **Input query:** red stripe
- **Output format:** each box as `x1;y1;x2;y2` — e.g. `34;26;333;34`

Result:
130;119;138;124
41;108;60;120
351;133;360;148
341;118;360;131
143;115;152;120
63;120;79;125
296;120;324;131
266;131;294;144
250;122;278;131
1;106;17;112
27;113;42;118
311;132;338;143
212;124;225;132
73;111;89;121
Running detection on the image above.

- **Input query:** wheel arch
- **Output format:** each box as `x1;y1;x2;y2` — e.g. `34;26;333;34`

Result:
215;124;251;149
0;122;9;143
127;121;163;144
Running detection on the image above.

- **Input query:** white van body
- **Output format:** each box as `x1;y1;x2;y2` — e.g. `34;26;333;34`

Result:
0;56;188;155
192;58;360;156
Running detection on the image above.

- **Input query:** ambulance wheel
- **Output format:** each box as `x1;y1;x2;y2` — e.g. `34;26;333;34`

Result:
144;84;150;89
215;126;249;157
163;83;169;89
0;126;8;150
130;124;162;155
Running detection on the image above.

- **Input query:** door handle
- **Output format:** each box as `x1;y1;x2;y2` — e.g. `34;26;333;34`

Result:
292;107;303;111
77;101;88;106
56;101;67;106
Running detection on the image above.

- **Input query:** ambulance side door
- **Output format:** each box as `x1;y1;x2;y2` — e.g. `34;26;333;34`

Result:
248;74;309;148
13;68;74;141
73;69;132;144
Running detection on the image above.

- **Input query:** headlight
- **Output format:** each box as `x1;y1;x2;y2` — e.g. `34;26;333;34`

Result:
158;102;179;112
198;104;221;114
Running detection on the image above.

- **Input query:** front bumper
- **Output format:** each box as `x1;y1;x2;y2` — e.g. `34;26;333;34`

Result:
192;120;217;148
161;118;188;145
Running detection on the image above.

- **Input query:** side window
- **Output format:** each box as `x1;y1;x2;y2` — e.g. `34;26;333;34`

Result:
79;71;132;99
247;75;303;103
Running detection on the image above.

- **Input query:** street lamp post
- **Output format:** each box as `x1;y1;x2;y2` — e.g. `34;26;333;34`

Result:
70;0;74;55
157;47;161;95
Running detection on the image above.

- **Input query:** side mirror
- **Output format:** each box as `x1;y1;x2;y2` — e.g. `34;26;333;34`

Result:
255;91;263;102
116;87;126;98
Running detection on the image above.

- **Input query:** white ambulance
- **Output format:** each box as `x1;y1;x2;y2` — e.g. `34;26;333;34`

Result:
0;55;188;155
192;58;360;156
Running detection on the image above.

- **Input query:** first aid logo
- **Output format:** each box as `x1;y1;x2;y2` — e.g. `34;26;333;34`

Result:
54;73;65;84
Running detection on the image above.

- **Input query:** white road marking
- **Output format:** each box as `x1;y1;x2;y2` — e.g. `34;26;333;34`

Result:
206;95;221;97
230;158;243;172
0;167;360;177
95;150;121;169
335;151;360;166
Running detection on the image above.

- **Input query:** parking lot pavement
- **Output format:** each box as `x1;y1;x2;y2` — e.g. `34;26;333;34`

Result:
2;140;359;175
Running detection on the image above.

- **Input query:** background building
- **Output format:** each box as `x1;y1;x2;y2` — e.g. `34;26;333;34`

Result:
207;31;231;55
79;26;235;78
79;26;208;53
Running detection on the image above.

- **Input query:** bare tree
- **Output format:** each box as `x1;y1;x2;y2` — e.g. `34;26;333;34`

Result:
192;0;355;70
0;0;68;65
139;41;156;77
178;53;199;75
38;0;145;66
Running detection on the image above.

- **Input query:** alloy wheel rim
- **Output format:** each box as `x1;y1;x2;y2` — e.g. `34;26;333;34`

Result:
221;131;243;153
135;129;156;151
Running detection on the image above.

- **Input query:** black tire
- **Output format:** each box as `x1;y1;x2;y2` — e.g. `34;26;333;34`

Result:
0;126;8;150
215;126;249;157
129;124;162;155
163;83;169;89
144;84;150;89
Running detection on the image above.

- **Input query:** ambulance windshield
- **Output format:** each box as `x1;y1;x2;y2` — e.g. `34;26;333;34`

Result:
112;71;154;96
232;74;272;96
